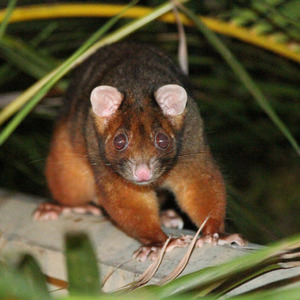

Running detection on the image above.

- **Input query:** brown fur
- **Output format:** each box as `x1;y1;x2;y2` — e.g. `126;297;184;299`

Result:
45;42;227;246
45;119;97;206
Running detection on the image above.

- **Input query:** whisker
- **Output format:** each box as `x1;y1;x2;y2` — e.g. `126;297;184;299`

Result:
28;158;47;164
81;170;91;175
178;151;206;158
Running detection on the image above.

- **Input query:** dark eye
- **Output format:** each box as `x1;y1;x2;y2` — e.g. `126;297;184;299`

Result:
113;133;128;151
155;132;170;150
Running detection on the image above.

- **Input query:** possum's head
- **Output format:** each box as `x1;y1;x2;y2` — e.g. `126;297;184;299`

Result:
90;84;187;185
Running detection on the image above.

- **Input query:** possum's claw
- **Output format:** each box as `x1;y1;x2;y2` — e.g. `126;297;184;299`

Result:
196;233;246;247
133;235;192;262
33;202;102;221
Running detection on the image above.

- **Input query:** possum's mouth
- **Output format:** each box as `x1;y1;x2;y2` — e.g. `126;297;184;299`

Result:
120;172;157;185
133;179;155;185
117;158;165;186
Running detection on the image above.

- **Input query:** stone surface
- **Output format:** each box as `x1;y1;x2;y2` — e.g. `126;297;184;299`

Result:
0;189;299;296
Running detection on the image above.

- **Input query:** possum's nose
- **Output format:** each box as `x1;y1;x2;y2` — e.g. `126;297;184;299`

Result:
133;164;153;182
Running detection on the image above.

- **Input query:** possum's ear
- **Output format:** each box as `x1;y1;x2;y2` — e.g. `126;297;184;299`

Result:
90;85;123;117
155;84;187;116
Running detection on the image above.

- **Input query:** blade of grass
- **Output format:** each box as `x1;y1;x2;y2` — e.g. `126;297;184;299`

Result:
0;23;58;87
0;0;188;146
212;264;281;298
0;0;17;40
0;63;17;86
18;254;50;299
172;2;188;75
65;233;100;296
0;35;58;79
178;3;300;155
30;22;58;48
232;285;300;300
151;234;300;298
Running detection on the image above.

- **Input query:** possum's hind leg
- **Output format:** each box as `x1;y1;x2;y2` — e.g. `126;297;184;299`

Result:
33;121;101;221
157;189;184;229
160;209;184;230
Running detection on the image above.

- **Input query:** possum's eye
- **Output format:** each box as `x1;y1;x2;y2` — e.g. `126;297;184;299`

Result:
113;133;128;151
155;132;170;150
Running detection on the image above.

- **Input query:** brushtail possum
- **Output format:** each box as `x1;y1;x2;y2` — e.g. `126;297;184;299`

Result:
34;42;245;261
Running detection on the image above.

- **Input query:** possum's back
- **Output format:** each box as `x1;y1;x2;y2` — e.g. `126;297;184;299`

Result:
63;42;192;113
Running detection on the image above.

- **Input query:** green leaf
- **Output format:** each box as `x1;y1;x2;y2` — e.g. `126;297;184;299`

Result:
18;254;51;300
0;258;50;299
232;285;300;300
65;232;101;296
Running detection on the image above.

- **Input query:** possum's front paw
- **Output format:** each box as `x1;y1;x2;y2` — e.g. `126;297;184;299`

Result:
196;233;246;247
133;235;192;262
160;209;184;229
33;202;102;221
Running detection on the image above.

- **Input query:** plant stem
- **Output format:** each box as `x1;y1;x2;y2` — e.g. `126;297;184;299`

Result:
0;0;17;40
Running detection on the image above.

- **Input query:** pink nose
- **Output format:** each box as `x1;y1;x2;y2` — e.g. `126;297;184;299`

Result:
134;164;152;182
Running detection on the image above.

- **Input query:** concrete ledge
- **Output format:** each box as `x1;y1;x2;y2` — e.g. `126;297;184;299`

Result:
0;189;299;296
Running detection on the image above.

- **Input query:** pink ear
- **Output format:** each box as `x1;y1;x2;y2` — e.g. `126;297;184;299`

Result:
90;85;123;117
155;84;187;116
